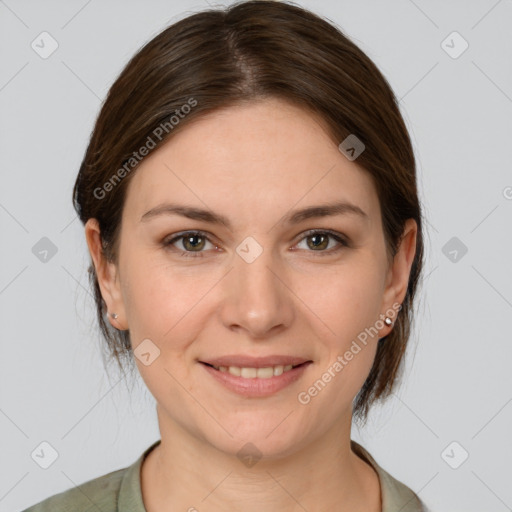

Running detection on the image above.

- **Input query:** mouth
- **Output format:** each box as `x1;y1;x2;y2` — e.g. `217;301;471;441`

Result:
198;356;313;397
201;361;309;379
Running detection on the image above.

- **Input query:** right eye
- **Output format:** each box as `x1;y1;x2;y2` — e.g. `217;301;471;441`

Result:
163;231;218;257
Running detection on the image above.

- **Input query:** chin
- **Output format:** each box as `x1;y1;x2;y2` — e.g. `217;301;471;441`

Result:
197;413;311;462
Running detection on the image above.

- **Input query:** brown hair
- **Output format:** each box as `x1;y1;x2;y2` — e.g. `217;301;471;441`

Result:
73;0;425;423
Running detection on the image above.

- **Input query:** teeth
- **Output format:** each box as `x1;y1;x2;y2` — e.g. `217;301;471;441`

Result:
215;364;299;379
241;367;258;378
227;366;241;377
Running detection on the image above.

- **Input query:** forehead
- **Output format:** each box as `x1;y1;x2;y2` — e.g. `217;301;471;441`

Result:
122;98;379;226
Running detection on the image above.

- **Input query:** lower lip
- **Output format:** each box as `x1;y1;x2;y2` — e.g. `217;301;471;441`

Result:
200;362;312;397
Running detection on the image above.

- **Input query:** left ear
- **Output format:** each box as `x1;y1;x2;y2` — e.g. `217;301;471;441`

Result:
380;218;418;327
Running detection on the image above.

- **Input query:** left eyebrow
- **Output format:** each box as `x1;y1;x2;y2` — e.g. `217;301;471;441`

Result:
282;200;369;225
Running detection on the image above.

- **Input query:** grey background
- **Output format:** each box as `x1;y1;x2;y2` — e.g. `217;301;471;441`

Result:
1;1;511;511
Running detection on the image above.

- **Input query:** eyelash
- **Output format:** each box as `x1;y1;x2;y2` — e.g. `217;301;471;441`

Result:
162;229;350;258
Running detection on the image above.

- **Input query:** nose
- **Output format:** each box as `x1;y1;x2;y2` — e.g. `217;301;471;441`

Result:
219;244;295;339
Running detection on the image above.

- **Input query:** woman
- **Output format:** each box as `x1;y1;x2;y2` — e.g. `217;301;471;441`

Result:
24;1;428;510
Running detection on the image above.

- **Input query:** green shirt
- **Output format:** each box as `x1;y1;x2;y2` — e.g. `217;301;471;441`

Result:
23;439;428;511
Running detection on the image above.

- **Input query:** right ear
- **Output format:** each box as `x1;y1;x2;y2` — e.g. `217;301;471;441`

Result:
84;218;127;330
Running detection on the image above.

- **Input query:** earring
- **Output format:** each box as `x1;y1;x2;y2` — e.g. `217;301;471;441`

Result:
110;312;118;320
384;317;393;326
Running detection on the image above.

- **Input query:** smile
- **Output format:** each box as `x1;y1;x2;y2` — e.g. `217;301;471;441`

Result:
206;363;301;379
199;361;312;397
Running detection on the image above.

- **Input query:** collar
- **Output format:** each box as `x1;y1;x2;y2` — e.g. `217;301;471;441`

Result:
351;440;426;511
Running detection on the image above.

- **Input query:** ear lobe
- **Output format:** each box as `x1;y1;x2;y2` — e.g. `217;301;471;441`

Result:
84;218;126;329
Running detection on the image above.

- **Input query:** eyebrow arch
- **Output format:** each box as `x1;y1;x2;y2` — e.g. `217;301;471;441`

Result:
140;200;369;228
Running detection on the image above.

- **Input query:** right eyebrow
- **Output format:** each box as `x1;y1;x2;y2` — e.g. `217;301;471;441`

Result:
140;203;232;228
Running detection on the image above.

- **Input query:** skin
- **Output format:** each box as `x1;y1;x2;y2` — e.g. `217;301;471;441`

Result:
85;97;417;511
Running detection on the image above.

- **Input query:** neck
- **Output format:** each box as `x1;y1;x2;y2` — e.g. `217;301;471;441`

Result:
141;407;381;512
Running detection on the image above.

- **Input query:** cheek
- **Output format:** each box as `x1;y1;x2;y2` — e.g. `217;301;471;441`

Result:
307;260;383;342
122;262;222;394
122;259;206;337
301;260;383;394
300;279;381;415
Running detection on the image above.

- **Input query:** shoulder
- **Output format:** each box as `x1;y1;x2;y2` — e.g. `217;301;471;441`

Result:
22;440;161;512
351;440;430;512
22;466;127;512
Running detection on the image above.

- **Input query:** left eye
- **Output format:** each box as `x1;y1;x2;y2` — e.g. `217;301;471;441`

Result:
294;230;348;253
163;230;348;258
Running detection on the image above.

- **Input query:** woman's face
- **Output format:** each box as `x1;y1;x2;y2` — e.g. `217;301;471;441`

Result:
87;97;416;458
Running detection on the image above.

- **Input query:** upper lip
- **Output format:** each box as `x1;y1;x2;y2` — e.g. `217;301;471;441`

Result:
200;355;312;368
